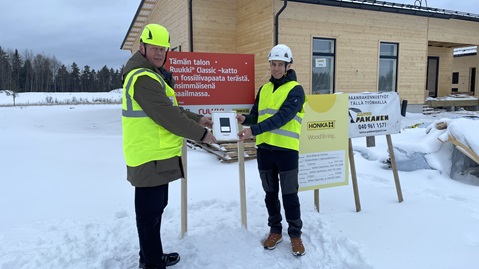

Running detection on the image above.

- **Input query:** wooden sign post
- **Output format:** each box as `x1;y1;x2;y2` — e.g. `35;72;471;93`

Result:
237;125;248;229
348;92;404;212
180;142;188;238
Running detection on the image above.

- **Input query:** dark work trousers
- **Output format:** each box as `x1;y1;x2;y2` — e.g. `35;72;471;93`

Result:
257;147;303;238
135;184;169;269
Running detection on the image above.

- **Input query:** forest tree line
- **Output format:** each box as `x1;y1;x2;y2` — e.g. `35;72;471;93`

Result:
0;46;123;93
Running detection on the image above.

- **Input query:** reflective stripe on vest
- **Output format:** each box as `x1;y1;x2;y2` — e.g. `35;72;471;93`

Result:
122;68;182;167
122;68;166;117
256;81;304;151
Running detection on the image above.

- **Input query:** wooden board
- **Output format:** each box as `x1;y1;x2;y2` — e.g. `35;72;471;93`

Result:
448;135;479;165
187;139;257;163
426;99;479;108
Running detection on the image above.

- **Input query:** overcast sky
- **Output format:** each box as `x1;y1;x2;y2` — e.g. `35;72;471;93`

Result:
0;0;477;71
0;0;139;71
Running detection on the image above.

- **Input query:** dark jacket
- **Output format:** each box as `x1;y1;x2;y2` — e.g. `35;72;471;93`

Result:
122;51;207;187
242;69;305;151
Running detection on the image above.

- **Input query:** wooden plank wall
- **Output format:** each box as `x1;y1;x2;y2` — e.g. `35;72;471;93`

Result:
130;0;479;105
237;0;275;92
191;0;237;52
191;0;275;95
428;46;453;97
453;54;479;95
131;0;190;52
428;19;479;45
275;1;429;104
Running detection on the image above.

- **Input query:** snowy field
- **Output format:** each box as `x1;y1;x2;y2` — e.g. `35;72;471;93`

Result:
0;90;122;106
1;92;479;269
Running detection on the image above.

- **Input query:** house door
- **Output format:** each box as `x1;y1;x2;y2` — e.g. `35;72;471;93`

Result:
426;57;439;98
470;67;476;94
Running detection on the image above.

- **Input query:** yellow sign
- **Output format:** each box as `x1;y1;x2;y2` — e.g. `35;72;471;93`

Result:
299;94;349;191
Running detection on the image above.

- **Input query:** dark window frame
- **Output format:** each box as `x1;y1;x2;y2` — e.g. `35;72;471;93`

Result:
312;37;336;94
452;72;459;84
378;42;399;92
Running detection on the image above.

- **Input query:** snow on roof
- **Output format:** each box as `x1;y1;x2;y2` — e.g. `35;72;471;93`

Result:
454;46;478;56
291;0;479;22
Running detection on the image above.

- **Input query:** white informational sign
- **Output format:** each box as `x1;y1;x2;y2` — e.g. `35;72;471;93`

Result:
348;92;402;138
211;112;239;141
299;150;346;190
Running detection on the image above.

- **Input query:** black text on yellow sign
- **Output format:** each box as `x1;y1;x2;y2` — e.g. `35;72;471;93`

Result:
307;120;335;130
233;108;250;113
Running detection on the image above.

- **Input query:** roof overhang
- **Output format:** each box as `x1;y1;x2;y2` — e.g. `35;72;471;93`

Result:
120;0;158;51
429;41;477;49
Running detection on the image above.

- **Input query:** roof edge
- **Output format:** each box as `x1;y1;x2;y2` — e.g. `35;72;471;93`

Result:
120;0;146;50
287;0;479;22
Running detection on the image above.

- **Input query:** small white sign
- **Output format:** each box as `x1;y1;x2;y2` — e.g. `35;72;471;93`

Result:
315;58;327;68
212;112;239;141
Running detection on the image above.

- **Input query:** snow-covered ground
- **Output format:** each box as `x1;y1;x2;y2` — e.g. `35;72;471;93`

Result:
1;92;479;269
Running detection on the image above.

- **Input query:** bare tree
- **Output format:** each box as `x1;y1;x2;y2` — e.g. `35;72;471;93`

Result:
22;50;35;92
4;90;19;106
50;55;61;92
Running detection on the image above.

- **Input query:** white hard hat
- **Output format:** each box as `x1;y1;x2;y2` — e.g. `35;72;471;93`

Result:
268;44;293;63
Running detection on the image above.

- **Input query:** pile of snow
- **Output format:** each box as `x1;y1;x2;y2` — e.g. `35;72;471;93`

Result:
387;116;479;183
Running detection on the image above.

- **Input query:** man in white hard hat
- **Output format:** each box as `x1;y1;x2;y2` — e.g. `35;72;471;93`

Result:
237;44;306;256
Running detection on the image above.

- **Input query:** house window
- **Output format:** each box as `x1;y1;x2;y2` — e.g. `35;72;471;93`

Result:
378;42;398;92
452;72;459;84
312;38;335;94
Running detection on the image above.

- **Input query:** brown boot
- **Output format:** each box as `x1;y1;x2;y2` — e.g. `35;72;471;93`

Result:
263;233;283;250
291;237;305;256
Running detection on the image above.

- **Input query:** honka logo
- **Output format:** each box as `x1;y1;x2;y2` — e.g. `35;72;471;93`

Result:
307;121;335;130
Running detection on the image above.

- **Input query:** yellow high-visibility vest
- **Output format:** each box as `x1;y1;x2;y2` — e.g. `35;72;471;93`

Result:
122;68;183;167
256;81;304;151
